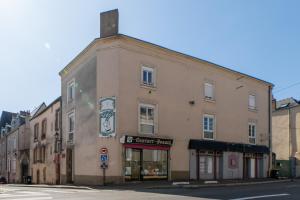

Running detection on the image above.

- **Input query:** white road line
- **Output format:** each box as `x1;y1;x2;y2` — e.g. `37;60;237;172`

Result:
229;193;290;200
8;197;52;200
43;189;74;193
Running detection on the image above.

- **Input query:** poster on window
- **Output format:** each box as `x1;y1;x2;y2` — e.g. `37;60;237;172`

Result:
99;97;116;137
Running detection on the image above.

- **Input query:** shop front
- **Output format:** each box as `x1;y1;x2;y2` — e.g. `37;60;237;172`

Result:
189;139;269;180
120;135;173;181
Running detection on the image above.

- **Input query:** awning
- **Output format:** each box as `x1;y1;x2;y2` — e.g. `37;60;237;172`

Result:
188;139;269;154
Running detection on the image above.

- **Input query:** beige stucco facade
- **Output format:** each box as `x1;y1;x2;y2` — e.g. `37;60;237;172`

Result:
272;105;300;177
59;35;272;185
29;98;61;184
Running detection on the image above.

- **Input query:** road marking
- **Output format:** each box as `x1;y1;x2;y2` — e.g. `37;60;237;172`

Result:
8;197;52;200
0;191;52;200
229;193;290;200
43;189;75;193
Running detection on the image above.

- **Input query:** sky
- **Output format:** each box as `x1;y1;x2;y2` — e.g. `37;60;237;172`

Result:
0;0;299;114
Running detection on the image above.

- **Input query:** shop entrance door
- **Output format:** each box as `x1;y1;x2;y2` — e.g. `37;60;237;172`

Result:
131;149;142;180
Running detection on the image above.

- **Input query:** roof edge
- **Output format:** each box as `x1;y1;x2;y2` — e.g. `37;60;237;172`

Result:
59;34;273;87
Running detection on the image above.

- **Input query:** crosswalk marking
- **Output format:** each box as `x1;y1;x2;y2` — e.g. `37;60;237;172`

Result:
0;190;52;200
8;197;53;200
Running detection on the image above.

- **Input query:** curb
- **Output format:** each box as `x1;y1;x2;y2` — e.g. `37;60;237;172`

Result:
146;179;292;189
7;184;93;190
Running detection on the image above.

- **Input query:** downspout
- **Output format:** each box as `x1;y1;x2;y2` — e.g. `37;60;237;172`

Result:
268;85;272;176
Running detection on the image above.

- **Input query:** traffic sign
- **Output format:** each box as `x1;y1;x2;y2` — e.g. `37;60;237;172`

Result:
101;162;108;169
100;148;108;154
100;154;109;162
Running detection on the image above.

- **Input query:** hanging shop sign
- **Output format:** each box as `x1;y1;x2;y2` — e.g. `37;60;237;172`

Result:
123;135;173;147
99;97;116;137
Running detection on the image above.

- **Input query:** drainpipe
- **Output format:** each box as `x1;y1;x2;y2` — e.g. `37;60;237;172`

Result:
268;86;272;176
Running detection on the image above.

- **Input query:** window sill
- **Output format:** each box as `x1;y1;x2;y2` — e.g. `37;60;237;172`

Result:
204;98;216;103
140;84;157;90
203;137;215;141
248;108;258;113
138;132;155;136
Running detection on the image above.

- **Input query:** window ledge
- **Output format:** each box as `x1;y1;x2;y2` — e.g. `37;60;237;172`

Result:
140;84;157;90
248;108;258;113
138;132;155;136
203;137;215;141
204;98;216;103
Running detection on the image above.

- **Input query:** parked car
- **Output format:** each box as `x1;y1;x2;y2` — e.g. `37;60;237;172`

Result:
0;176;7;184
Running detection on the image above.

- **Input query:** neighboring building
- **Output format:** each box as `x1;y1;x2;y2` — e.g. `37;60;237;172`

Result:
272;97;300;177
0;111;16;178
59;9;273;185
1;111;30;183
29;97;61;184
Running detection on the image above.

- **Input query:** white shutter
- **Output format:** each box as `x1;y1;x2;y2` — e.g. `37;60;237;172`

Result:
205;83;214;99
249;95;256;109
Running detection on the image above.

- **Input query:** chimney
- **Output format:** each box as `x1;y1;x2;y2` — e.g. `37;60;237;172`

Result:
272;98;277;111
100;9;119;38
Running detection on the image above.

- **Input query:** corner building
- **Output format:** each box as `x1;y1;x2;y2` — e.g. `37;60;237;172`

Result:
59;10;273;185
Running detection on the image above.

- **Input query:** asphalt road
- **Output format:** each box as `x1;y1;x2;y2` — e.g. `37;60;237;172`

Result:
0;180;299;200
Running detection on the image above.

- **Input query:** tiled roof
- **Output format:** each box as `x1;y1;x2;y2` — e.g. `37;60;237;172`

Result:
276;97;299;109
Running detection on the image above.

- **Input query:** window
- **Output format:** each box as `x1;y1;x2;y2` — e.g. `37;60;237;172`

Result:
204;82;214;100
55;109;60;131
34;123;39;141
141;66;154;86
33;148;37;163
249;123;256;144
249;94;256;110
199;156;213;174
41;146;46;163
67;80;75;103
41;119;47;140
203;115;215;139
139;104;155;134
68;112;75;142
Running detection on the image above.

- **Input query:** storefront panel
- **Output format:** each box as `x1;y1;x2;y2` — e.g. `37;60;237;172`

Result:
122;135;173;181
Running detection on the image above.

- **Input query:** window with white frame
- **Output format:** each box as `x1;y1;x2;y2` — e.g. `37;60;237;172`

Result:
68;112;75;142
139;104;155;134
141;66;154;86
67;80;75;103
248;123;256;144
203;114;215;139
204;82;214;100
249;94;256;110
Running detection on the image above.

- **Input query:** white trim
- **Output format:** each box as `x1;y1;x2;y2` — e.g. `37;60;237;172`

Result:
138;103;156;135
67;79;75;104
204;82;214;100
203;114;216;140
141;66;155;87
248;94;256;110
67;110;75;144
248;122;256;145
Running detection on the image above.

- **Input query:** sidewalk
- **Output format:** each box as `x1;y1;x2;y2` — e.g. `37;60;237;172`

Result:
6;178;293;190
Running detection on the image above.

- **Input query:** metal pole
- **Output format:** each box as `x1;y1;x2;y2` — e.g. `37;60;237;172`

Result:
103;167;106;186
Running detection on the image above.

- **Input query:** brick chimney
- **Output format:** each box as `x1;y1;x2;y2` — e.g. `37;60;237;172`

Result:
100;9;119;38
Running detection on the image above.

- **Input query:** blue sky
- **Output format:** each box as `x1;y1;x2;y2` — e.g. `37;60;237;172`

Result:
0;0;299;113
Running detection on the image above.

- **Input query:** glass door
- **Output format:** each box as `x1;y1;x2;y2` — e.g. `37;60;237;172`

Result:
131;149;141;180
125;148;141;181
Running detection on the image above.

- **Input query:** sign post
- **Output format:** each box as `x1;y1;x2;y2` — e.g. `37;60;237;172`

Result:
100;148;109;185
